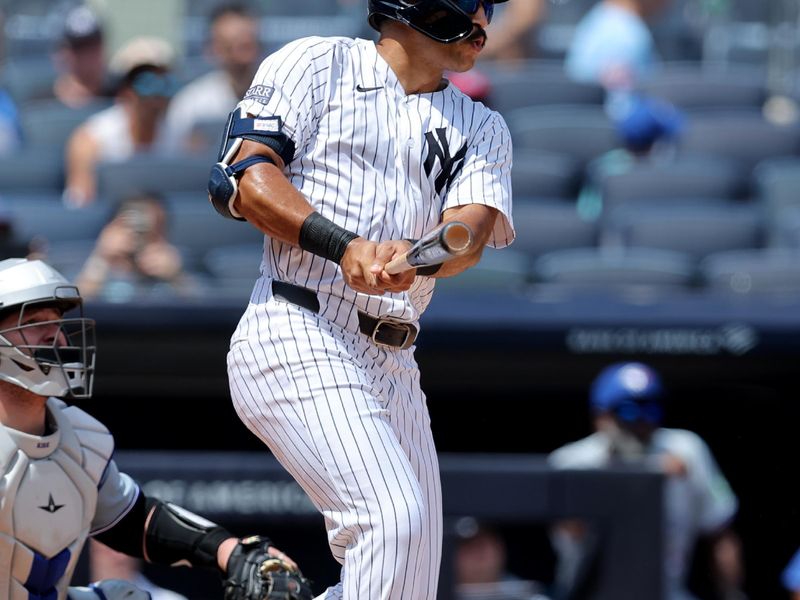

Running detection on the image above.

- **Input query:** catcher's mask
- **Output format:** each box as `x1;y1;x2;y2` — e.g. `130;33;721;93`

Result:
0;258;96;399
368;0;509;44
590;362;664;425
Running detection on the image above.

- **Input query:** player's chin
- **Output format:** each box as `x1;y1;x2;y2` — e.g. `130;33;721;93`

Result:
450;46;483;72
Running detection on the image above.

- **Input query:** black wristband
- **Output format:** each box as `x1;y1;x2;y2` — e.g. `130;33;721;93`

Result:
417;263;442;277
299;212;359;264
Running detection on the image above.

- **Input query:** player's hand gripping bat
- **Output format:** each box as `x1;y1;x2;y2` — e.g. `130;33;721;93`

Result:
385;221;474;275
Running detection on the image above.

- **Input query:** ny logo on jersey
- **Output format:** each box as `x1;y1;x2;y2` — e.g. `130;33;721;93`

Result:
424;128;468;195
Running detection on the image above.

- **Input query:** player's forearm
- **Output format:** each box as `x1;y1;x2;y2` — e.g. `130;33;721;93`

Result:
427;205;498;278
235;162;316;245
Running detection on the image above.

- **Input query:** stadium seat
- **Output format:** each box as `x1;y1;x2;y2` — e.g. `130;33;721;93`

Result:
95;156;213;204
587;155;749;210
700;249;800;296
38;239;97;280
767;207;800;248
506;106;617;167
679;111;800;170
753;157;800;220
4;196;110;246
0;148;64;194
485;63;605;114
187;117;227;156
204;243;263;279
20;99;111;150
533;246;696;288
433;247;529;292
167;203;264;263
512;198;598;259
202;243;263;300
639;64;768;110
511;149;581;199
603;203;764;260
0;57;55;104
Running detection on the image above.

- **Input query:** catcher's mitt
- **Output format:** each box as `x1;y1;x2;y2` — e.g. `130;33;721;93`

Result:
224;536;314;600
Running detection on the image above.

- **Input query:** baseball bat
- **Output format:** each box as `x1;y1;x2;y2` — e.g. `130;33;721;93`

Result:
385;221;474;275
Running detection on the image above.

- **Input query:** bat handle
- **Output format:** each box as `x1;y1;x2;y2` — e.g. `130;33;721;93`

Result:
385;253;412;275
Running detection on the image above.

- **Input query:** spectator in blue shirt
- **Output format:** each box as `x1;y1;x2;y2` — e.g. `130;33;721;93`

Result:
0;9;22;154
565;0;672;90
0;89;21;155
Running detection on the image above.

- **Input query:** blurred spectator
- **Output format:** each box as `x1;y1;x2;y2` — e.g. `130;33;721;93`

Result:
0;9;22;155
89;539;188;600
37;4;109;109
0;86;21;155
64;36;177;207
549;362;745;600
576;92;684;220
75;192;199;301
454;517;546;600
480;0;546;62
783;548;800;599
0;201;28;259
448;68;493;105
163;2;261;154
565;0;672;90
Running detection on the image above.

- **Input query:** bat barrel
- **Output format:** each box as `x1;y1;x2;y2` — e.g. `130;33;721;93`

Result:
441;222;473;255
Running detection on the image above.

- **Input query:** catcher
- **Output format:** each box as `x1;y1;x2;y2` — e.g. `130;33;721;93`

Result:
0;257;313;600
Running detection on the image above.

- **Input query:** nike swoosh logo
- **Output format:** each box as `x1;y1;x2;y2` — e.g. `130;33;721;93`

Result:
357;85;383;93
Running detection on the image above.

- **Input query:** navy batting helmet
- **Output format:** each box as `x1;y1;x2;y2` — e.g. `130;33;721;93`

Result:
368;0;509;44
590;362;664;424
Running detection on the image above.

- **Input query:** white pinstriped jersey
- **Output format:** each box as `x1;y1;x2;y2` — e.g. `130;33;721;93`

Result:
238;36;514;323
229;34;514;600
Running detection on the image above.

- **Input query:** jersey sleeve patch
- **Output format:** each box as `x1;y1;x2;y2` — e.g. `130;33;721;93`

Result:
244;84;275;105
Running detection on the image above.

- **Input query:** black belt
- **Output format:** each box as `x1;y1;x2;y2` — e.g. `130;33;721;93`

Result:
271;280;418;349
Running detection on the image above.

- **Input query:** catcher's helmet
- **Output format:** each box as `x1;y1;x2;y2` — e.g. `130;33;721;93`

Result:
368;0;510;44
590;362;664;424
0;258;96;399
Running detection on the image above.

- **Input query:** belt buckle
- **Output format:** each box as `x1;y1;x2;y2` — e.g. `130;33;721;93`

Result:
371;319;412;349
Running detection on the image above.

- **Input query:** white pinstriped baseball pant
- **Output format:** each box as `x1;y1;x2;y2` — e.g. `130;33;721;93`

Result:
228;291;442;600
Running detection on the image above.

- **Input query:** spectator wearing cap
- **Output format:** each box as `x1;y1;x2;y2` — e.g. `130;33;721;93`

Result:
548;362;745;600
46;4;108;109
575;92;684;221
163;2;261;154
64;36;178;207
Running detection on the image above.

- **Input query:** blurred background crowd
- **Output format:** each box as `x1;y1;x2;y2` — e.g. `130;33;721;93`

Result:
2;0;800;599
1;0;800;300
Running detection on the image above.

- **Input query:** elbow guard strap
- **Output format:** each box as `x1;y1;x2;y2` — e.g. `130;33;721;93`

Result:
144;498;234;570
299;212;359;264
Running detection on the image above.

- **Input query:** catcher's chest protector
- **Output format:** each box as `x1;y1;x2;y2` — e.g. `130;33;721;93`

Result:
0;399;114;600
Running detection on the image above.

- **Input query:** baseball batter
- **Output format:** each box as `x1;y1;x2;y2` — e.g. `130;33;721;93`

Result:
0;257;310;600
210;1;514;598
